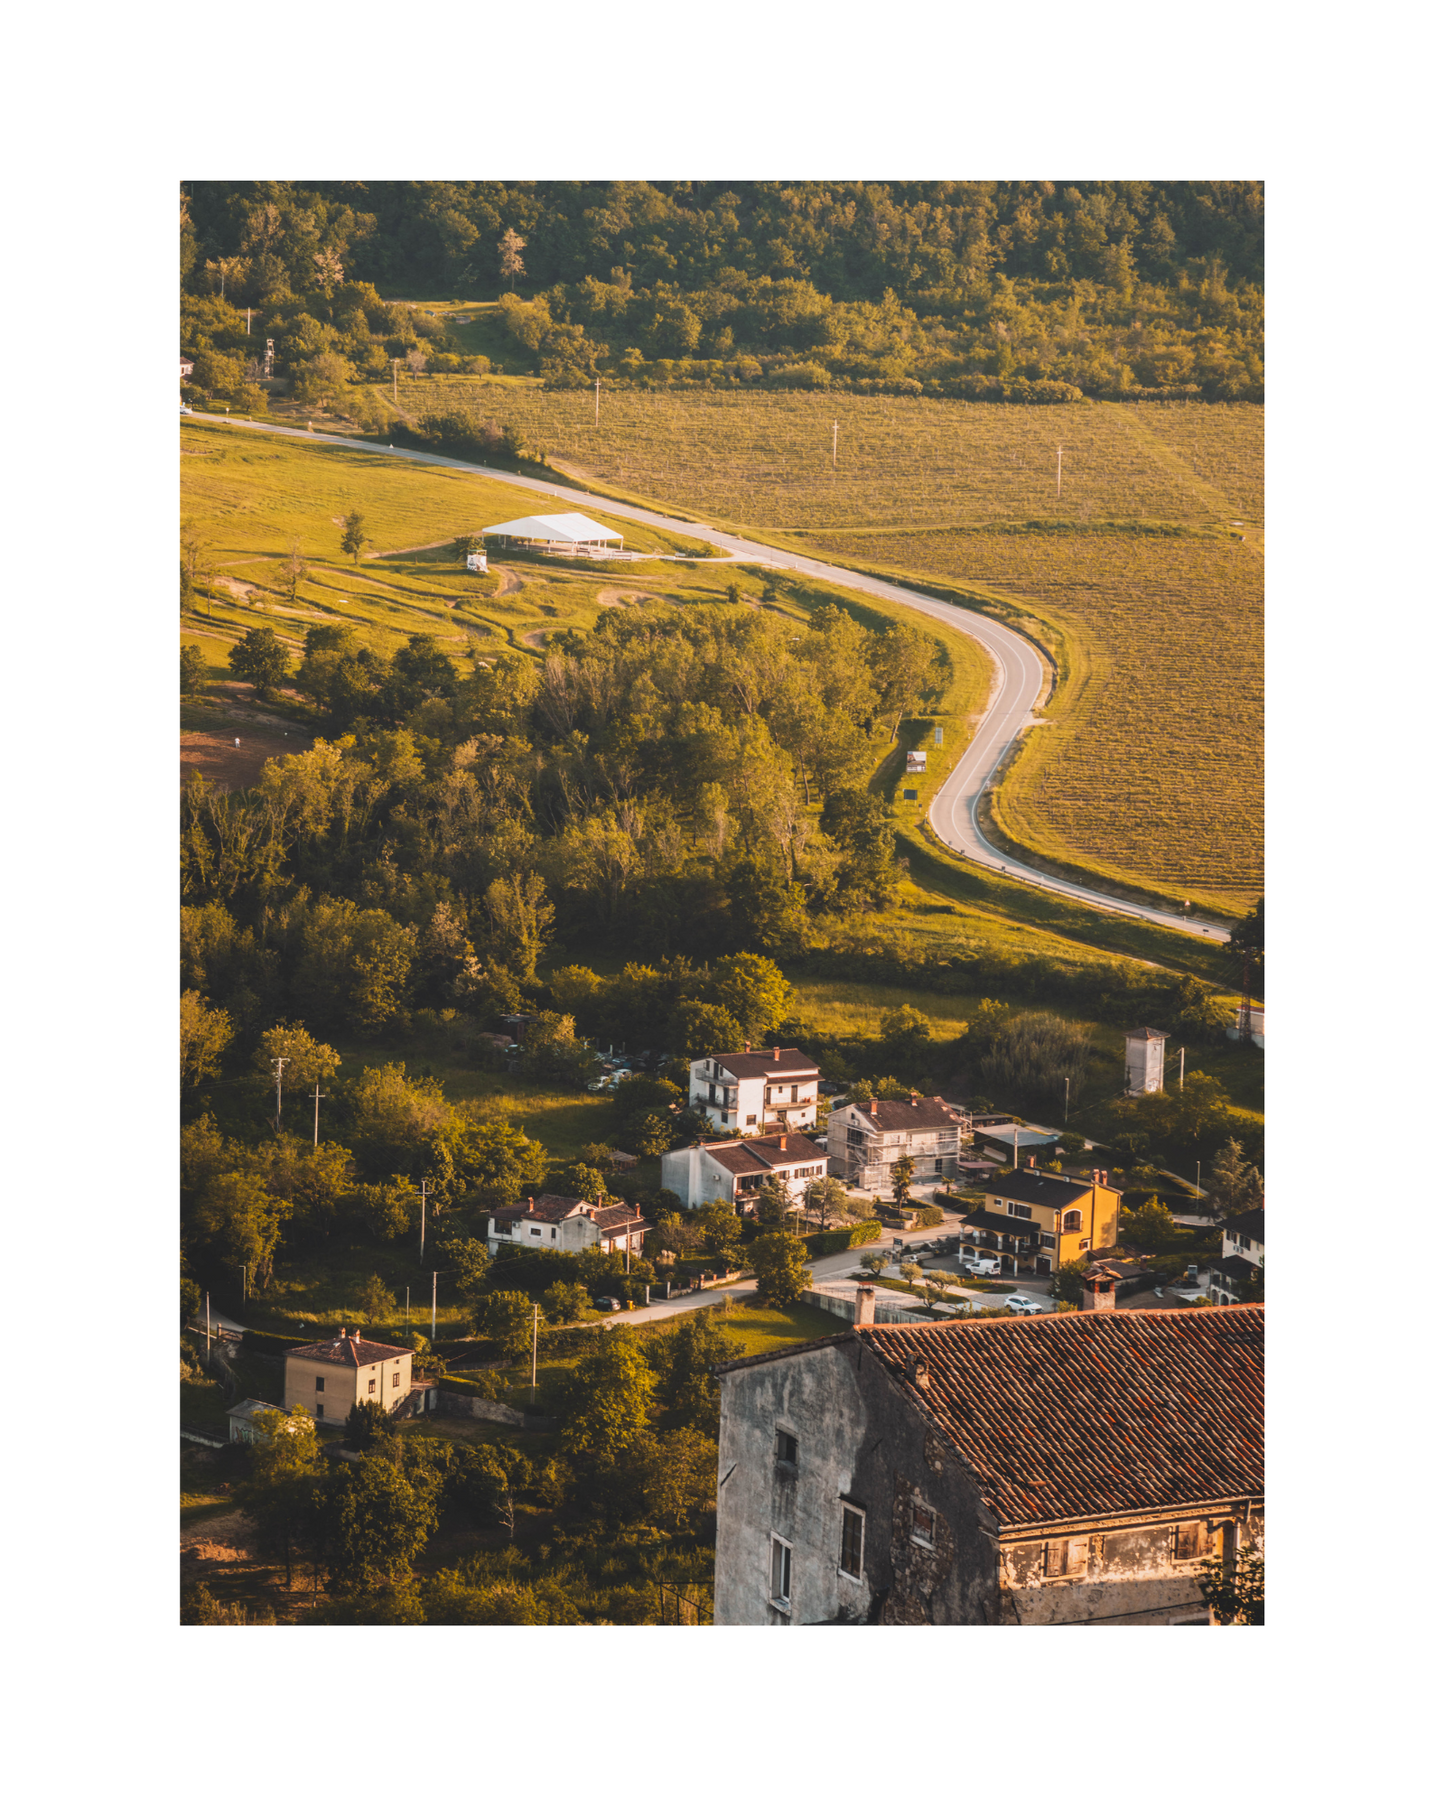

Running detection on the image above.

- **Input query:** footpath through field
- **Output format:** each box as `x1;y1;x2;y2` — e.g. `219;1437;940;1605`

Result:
195;415;1229;943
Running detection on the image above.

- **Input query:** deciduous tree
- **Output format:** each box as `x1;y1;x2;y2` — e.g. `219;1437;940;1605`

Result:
228;626;290;700
750;1232;811;1305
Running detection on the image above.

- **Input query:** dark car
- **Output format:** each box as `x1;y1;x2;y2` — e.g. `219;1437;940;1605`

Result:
593;1295;622;1313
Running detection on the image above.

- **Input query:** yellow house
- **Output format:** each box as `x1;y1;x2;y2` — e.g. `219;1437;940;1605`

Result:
961;1165;1121;1276
283;1329;413;1426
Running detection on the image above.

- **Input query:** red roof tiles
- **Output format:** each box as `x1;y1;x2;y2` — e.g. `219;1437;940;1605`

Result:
287;1333;410;1368
855;1307;1263;1528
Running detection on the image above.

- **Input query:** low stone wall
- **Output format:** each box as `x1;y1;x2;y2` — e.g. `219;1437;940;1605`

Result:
437;1391;556;1431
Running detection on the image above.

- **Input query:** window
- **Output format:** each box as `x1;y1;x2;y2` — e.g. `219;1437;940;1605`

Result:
1046;1537;1089;1576
1174;1522;1206;1562
775;1428;798;1466
747;1114;757;1126
529;1225;542;1237
315;1376;325;1392
550;1227;556;1239
1062;1209;1082;1233
840;1505;865;1579
790;1085;799;1103
315;1404;324;1419
911;1504;935;1546
1009;1202;1033;1220
392;1371;401;1388
1040;1232;1056;1248
770;1537;793;1609
368;1379;377;1394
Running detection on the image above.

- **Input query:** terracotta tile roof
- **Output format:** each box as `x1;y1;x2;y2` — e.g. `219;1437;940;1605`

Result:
287;1333;411;1368
982;1170;1097;1206
841;1097;962;1133
961;1207;1038;1238
855;1307;1264;1528
492;1193;593;1225
708;1047;819;1080
702;1134;827;1175
594;1203;645;1232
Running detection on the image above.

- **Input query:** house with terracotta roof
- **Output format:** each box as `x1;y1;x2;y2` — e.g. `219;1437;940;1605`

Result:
283;1329;414;1425
485;1192;646;1257
826;1095;968;1193
958;1163;1122;1278
712;1302;1264;1626
660;1133;829;1212
688;1046;820;1134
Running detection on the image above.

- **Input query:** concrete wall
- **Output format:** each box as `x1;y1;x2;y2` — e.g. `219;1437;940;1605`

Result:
801;1289;921;1326
437;1391;556;1431
999;1511;1262;1624
715;1339;1004;1626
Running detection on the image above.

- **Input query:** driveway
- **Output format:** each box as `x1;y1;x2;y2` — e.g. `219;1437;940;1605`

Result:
190;413;1229;943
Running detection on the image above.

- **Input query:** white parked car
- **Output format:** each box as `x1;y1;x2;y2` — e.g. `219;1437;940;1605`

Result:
959;1253;1001;1276
1004;1293;1048;1314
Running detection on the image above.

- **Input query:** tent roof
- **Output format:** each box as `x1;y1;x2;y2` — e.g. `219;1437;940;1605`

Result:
480;512;622;543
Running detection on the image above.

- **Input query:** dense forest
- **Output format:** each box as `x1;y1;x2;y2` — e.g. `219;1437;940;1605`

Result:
181;180;1263;404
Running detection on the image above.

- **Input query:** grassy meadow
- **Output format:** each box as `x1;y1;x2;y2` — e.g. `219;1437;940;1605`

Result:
366;380;1262;915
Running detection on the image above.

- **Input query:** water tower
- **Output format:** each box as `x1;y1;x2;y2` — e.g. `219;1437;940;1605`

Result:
1124;1027;1167;1095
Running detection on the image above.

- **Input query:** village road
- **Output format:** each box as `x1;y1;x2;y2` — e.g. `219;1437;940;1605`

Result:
195;414;1229;942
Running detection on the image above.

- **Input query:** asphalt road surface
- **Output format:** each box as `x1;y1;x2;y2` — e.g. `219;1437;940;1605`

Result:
199;414;1231;942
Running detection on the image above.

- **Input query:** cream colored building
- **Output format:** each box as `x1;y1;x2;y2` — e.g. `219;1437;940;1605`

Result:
283;1330;413;1426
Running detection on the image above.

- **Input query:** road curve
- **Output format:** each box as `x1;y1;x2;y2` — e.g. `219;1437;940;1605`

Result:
196;414;1229;942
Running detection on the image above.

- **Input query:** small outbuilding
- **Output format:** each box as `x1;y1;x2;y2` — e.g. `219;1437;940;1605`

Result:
479;512;624;556
227;1398;294;1444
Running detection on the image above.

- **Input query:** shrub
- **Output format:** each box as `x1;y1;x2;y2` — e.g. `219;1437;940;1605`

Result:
913;1204;944;1227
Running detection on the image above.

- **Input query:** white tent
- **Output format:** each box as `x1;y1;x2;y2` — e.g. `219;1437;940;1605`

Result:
480;512;623;549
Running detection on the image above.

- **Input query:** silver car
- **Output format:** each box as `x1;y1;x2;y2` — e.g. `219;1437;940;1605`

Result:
1004;1293;1048;1314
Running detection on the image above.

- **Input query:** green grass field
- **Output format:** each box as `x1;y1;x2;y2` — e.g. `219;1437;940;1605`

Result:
367;381;1262;914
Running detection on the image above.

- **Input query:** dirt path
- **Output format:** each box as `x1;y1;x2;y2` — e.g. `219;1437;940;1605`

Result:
182;722;315;791
597;588;651;607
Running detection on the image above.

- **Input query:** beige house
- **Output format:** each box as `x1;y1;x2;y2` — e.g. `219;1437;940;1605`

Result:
283;1330;413;1426
827;1095;967;1192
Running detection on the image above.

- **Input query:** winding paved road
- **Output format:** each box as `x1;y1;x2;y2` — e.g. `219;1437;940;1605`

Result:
196;414;1229;942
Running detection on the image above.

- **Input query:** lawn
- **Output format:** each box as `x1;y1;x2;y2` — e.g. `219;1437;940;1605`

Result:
371;380;1263;916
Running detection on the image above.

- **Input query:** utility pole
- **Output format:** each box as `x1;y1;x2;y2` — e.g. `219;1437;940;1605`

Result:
531;1305;540;1401
431;1272;437;1342
205;1292;211;1356
246;307;252;335
1179;1047;1186;1088
595;377;601;425
1196;1159;1202;1201
392;358;400;403
270;1055;288;1133
405;1286;410;1327
418;1179;434;1265
1057;445;1063;498
1064;1077;1070;1123
832;420;838;468
312;1081;327;1146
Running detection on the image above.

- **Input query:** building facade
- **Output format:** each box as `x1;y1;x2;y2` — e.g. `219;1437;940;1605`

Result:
688;1047;820;1134
713;1304;1264;1626
826;1096;967;1192
1201;1207;1265;1304
957;1165;1121;1277
1125;1027;1168;1095
486;1193;646;1257
283;1331;414;1426
661;1134;828;1211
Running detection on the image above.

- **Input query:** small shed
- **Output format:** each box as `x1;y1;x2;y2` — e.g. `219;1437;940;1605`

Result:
227;1398;288;1444
480;512;624;556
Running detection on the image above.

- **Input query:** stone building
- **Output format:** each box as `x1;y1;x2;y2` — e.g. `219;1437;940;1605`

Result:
713;1302;1263;1626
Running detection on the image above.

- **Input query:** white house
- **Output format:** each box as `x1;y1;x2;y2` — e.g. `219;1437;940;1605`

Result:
180;353;195;380
486;1192;646;1257
688;1046;820;1134
826;1095;968;1193
479;512;624;557
1200;1207;1264;1304
661;1134;828;1212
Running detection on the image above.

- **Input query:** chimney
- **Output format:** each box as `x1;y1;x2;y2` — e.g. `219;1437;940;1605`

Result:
1082;1267;1116;1312
855;1283;876;1327
910;1093;918;1107
869;1099;878;1116
1027;1154;1035;1169
744;1041;751;1053
1101;1169;1109;1189
909;1355;931;1391
773;1047;781;1061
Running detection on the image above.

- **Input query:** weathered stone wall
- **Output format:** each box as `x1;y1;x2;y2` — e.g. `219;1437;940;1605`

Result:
436;1391;556;1432
715;1337;1004;1626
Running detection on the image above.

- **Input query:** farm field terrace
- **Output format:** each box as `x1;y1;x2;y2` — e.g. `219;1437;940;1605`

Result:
379;380;1262;917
